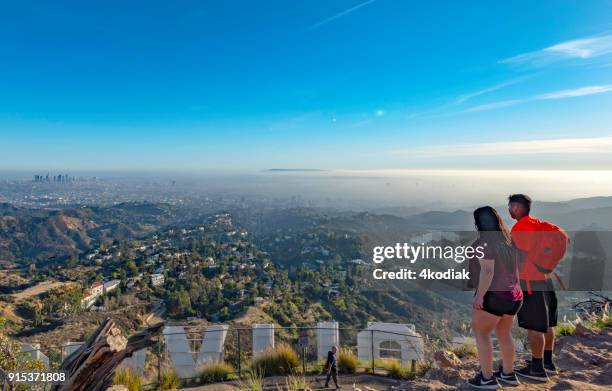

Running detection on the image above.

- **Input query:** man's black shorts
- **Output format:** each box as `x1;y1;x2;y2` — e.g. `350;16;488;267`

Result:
517;279;558;332
482;292;522;317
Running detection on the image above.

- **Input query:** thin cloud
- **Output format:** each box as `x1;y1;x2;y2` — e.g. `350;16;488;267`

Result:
534;85;612;100
308;0;376;30
500;34;612;66
465;99;525;113
465;84;612;112
394;137;612;158
455;77;528;104
407;77;530;119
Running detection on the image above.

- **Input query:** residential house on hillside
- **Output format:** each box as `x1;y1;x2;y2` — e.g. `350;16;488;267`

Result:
254;297;265;306
151;273;165;287
103;279;120;293
90;282;103;297
81;292;96;309
81;281;105;309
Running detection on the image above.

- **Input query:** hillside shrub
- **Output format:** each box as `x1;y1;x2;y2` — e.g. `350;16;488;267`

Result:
337;348;358;374
160;368;180;390
385;359;411;379
197;361;234;384
237;370;264;391
452;341;477;358
113;367;143;391
251;343;299;376
284;375;311;391
555;322;576;336
382;359;430;380
590;313;612;329
0;325;46;372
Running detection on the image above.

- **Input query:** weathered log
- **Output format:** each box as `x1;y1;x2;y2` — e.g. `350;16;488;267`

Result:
50;318;164;391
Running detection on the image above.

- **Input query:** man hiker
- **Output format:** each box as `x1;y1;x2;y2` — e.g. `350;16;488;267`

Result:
508;194;567;382
324;345;341;389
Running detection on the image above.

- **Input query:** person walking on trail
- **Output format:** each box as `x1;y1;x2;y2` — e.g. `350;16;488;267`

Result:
508;194;568;383
324;345;341;389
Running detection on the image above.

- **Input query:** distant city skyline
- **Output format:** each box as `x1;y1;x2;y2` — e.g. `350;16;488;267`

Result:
1;1;612;171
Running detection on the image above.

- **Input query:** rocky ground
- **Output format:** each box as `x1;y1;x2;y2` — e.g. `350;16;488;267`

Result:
186;325;611;390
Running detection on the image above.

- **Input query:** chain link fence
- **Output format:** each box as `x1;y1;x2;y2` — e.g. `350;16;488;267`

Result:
3;321;531;390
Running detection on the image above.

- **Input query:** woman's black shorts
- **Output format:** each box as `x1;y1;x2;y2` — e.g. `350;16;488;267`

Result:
483;291;522;317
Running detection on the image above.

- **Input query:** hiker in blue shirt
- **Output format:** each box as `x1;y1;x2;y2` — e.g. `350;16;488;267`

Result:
324;346;341;389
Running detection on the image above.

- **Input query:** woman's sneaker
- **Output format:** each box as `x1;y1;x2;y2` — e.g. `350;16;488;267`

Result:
468;372;501;389
515;363;549;382
494;370;520;386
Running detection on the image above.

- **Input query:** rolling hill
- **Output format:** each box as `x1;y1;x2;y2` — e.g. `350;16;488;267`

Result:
0;202;189;265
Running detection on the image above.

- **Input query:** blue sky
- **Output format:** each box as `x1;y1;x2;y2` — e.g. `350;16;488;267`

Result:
1;0;612;171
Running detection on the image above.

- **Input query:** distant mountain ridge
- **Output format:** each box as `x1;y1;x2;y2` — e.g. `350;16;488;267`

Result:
392;195;612;231
0;202;191;265
265;168;327;172
1;195;611;266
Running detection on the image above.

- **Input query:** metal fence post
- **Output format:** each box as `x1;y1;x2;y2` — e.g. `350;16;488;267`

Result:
370;329;375;375
237;328;241;377
158;335;162;391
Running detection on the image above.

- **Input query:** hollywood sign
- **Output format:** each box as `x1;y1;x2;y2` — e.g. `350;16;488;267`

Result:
163;325;230;377
61;322;425;377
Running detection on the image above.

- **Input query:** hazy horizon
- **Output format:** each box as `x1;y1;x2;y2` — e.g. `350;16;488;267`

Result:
2;168;612;208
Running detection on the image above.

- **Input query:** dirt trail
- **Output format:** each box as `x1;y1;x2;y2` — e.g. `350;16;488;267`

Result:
186;326;611;390
10;280;69;300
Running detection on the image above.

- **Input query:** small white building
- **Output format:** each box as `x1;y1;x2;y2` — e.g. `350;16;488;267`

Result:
90;282;104;298
81;293;96;309
103;279;121;293
151;273;165;287
81;281;105;309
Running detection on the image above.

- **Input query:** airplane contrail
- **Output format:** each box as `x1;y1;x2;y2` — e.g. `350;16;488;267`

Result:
308;0;377;30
